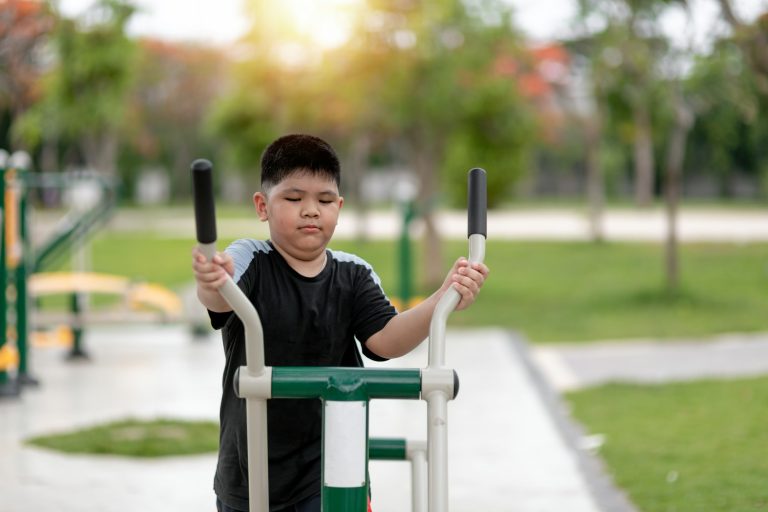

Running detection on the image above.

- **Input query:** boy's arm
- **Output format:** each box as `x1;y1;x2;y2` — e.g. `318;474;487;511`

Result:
365;257;489;359
192;247;235;313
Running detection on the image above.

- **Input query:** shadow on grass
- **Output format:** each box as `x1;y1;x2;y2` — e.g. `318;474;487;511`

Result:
616;285;729;308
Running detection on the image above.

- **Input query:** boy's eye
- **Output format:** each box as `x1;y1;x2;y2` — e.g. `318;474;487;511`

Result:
320;200;333;204
285;197;300;202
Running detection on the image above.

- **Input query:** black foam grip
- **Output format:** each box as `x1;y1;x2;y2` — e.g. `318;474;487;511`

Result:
191;159;217;244
468;168;487;237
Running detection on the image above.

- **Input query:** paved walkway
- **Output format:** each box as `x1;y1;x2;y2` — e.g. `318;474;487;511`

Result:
531;331;768;392
33;206;768;243
0;326;624;512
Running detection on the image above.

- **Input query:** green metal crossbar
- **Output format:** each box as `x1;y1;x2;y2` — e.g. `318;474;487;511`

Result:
271;367;422;401
369;438;407;460
369;438;428;512
30;172;119;273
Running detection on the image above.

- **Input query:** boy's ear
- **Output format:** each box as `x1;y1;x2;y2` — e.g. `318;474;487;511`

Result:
253;192;268;221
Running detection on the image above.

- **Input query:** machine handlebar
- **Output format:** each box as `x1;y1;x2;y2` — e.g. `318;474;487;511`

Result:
467;168;487;238
191;159;217;245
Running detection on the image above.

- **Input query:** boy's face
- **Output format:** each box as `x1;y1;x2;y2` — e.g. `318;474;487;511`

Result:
253;171;343;261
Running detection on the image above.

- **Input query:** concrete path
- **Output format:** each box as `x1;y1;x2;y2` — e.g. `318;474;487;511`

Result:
36;206;768;243
531;332;768;392
0;326;623;512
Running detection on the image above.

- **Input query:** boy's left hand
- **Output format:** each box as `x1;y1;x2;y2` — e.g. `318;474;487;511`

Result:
442;257;490;311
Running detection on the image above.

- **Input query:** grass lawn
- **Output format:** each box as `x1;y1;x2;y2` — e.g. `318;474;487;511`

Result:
76;233;768;343
26;418;219;457
566;376;768;511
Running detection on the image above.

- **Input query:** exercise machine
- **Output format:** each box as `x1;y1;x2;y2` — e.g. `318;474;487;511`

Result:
192;159;486;511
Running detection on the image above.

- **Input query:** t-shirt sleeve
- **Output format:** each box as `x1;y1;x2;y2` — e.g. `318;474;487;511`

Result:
351;264;398;360
208;309;232;330
207;239;255;330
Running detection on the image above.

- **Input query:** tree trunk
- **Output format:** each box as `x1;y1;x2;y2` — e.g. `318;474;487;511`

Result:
82;131;118;176
633;102;655;207
716;0;768;95
346;133;371;243
413;145;444;291
584;114;604;242
663;91;694;294
40;134;58;173
715;0;741;27
171;136;193;201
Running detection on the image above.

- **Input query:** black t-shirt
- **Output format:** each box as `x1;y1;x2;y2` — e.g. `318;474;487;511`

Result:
209;239;396;511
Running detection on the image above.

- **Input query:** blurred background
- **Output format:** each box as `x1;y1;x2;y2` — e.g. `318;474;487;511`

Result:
2;0;768;511
4;0;768;289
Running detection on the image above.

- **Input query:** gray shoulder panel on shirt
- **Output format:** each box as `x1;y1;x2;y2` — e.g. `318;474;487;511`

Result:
225;239;272;282
329;249;386;291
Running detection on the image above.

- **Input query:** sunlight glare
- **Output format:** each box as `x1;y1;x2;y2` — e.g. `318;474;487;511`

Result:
277;0;360;50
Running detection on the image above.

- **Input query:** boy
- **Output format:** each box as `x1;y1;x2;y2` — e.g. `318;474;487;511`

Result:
193;134;489;512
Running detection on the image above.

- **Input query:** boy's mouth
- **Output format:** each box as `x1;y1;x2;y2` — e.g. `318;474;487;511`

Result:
299;225;320;233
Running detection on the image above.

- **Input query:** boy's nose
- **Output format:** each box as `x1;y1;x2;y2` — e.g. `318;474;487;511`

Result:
302;202;320;217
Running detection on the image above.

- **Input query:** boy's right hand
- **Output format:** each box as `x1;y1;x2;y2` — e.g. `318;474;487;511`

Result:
192;247;234;292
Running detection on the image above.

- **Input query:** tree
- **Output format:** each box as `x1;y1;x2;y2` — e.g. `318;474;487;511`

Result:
715;0;768;95
15;0;138;175
546;38;608;241
347;0;535;287
688;44;768;201
0;0;53;150
211;0;536;288
574;0;688;206
662;83;693;292
572;0;712;292
704;0;768;196
121;38;228;199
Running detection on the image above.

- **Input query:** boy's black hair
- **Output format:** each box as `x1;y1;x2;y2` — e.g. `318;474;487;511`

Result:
260;134;341;189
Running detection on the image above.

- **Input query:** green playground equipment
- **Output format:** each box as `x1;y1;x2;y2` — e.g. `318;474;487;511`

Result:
29;170;118;274
0;149;119;397
28;170;119;360
192;159;487;511
0;149;36;396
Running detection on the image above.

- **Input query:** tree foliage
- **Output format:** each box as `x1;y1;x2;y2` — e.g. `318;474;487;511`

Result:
0;0;54;148
121;39;227;198
208;0;535;208
207;0;538;286
685;36;768;197
14;0;138;174
572;0;688;205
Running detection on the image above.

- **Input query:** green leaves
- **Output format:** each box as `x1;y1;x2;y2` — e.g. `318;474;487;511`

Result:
15;0;138;172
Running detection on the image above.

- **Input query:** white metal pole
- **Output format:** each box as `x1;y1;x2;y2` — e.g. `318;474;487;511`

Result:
408;441;428;512
425;289;458;512
199;246;270;512
245;398;269;512
424;168;486;512
426;391;449;512
193;160;270;512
